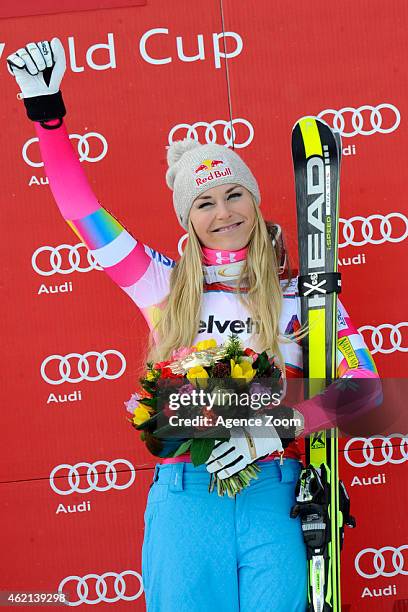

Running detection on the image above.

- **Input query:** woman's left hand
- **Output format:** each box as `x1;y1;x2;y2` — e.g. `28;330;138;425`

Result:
205;419;283;480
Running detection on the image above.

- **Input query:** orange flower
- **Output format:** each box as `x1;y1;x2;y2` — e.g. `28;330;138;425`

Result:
139;389;152;399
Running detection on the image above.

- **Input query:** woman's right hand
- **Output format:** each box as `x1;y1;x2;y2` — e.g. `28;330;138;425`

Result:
7;38;67;122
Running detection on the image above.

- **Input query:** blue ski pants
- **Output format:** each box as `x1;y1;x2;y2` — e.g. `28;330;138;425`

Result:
142;458;307;611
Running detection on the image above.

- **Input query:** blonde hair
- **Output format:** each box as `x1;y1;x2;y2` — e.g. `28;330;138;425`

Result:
147;198;288;368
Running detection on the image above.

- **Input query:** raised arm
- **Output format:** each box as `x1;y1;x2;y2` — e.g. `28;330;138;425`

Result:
7;38;173;328
34;118;174;324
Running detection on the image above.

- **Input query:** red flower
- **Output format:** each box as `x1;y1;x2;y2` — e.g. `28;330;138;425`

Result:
154;360;172;370
244;348;259;360
160;367;183;379
196;408;218;431
163;402;173;418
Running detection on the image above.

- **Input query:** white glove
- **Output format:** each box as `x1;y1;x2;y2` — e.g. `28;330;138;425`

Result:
7;38;66;98
205;418;283;480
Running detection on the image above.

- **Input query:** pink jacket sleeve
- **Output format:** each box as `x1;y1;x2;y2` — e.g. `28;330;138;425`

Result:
297;300;382;437
35;119;174;328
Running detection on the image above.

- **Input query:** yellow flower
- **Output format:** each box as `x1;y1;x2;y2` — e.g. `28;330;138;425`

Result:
187;365;209;388
146;371;156;381
194;339;217;352
230;359;256;382
132;405;151;426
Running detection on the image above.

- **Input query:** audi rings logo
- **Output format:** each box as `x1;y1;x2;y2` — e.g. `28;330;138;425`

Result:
23;132;108;168
32;244;102;276
344;435;408;467
318;104;400;137
358;322;408;354
168;118;254;149
355;545;408;579
50;460;136;495
58;570;143;605
339;213;408;248
41;350;127;385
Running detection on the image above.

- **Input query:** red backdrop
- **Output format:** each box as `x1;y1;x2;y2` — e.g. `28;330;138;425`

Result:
1;0;407;609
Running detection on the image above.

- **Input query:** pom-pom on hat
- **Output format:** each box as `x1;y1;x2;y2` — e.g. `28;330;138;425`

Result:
166;139;261;230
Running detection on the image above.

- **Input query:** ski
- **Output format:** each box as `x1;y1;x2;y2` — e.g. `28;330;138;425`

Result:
291;116;343;611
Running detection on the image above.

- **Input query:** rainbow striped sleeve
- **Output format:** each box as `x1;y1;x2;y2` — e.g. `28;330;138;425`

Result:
336;300;378;378
66;207;152;288
35;120;173;312
297;300;381;437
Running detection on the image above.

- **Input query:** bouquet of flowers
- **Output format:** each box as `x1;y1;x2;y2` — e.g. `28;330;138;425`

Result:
124;335;284;497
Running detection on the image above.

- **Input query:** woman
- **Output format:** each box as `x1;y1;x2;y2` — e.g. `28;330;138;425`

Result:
8;38;380;612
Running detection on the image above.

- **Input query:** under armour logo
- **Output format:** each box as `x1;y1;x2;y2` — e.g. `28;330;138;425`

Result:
215;252;237;264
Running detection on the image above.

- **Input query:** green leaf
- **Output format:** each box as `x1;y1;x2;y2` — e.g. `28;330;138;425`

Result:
139;397;157;409
190;438;216;466
141;381;157;395
254;352;272;377
173;439;192;457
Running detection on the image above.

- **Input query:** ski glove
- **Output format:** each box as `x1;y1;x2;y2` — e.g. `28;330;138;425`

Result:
7;38;66;122
205;416;284;480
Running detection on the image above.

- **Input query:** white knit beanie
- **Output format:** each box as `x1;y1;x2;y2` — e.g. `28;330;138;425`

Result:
166;139;261;230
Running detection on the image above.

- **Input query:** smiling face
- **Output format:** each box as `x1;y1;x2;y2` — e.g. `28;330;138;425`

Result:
189;183;256;250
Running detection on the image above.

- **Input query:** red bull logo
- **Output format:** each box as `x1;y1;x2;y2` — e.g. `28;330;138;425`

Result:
194;159;224;173
194;158;233;187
